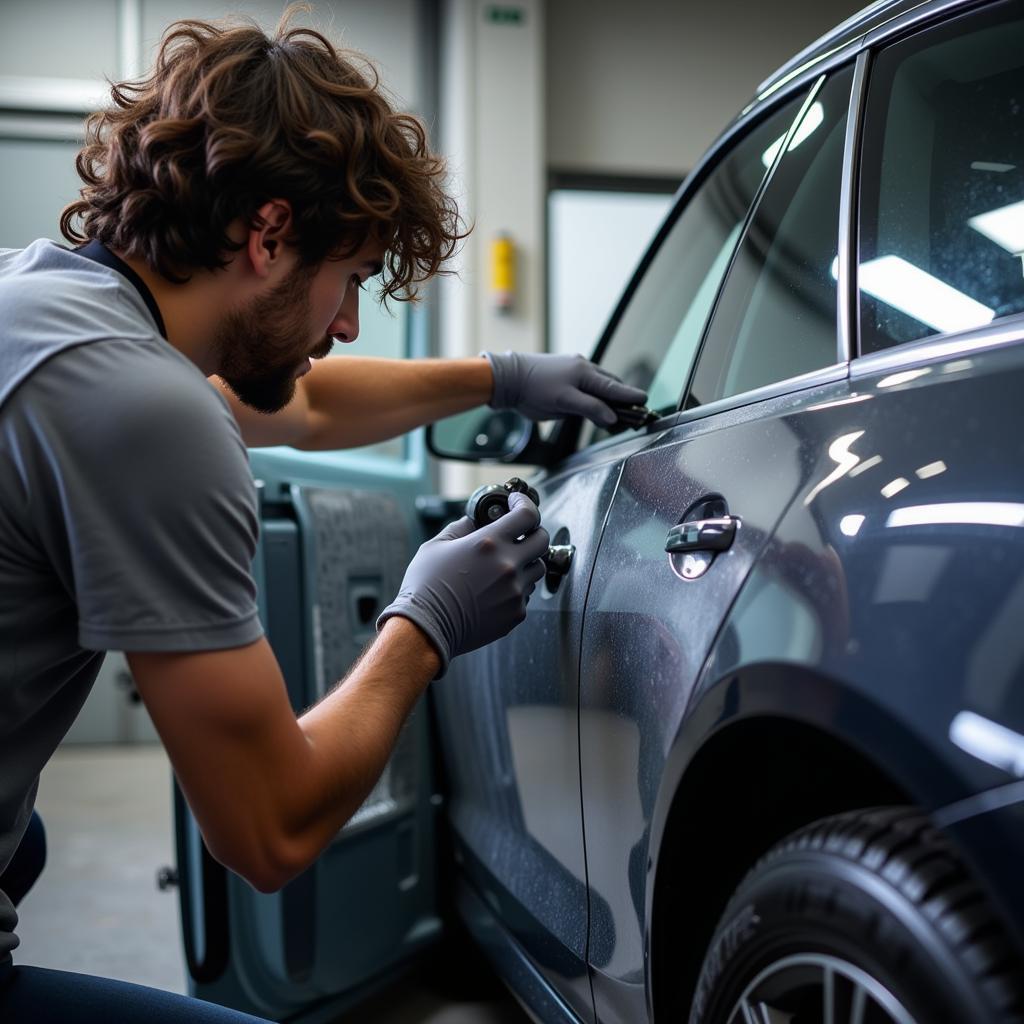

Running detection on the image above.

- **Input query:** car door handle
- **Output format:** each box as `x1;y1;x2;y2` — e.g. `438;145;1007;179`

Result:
665;516;739;554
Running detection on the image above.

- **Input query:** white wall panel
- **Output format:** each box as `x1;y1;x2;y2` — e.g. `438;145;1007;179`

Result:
0;135;84;246
139;0;423;109
546;0;865;175
0;0;120;81
548;189;672;358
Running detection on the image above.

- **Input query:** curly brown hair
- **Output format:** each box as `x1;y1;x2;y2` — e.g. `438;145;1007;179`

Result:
60;7;464;300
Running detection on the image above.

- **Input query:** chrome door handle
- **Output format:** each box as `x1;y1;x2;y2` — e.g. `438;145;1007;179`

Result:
665;516;738;554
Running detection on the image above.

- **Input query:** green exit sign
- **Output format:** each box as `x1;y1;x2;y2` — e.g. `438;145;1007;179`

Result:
486;6;525;25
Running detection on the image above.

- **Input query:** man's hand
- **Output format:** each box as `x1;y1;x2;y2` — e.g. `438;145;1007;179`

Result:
377;491;549;674
484;351;648;427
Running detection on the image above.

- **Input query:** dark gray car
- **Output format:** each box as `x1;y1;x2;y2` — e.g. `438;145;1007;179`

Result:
176;1;1024;1021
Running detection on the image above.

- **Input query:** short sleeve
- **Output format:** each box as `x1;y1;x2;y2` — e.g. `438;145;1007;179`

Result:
20;341;263;653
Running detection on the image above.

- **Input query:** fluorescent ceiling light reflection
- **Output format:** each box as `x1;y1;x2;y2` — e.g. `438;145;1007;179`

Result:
803;430;864;506
887;502;1024;528
950;711;1024;777
860;256;995;334
839;514;865;537
941;359;974;374
848;454;882;478
805;394;872;412
915;460;947;480
762;101;824;167
880;477;909;499
969;199;1024;255
877;368;931;389
762;138;784;169
971;161;1015;173
791;101;825;149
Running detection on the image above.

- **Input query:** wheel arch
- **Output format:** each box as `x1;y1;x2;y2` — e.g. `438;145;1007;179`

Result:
644;662;963;1022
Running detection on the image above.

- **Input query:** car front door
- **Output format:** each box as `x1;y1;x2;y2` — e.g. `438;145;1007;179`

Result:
174;304;442;1022
431;426;655;1023
428;78;817;1024
576;65;858;1023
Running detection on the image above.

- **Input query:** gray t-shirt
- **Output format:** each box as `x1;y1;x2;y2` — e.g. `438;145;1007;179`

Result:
0;240;264;962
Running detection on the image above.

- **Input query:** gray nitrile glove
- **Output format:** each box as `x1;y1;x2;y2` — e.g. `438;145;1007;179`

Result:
377;491;549;676
483;351;648;427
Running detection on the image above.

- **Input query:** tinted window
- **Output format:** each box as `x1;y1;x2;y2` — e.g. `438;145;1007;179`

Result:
688;68;854;408
859;2;1024;353
579;91;808;449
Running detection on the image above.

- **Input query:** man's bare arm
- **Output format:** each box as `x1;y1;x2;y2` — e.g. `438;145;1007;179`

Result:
212;356;493;450
127;617;439;892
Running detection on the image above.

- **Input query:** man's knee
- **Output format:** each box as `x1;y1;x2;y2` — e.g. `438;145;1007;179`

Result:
0;811;46;906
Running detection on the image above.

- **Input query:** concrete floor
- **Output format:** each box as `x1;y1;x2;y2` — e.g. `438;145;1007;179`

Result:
13;745;527;1023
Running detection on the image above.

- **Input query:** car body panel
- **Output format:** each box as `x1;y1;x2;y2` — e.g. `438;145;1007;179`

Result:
577;373;856;1023
939;791;1024;957
456;878;585;1024
453;1;1024;1018
692;336;1024;785
432;428;654;1023
639;331;1024;1014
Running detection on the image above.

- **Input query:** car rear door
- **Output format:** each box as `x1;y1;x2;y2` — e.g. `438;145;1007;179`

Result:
173;303;442;1022
575;65;860;1023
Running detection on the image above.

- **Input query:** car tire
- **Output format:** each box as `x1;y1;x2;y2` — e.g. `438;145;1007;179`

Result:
689;806;1024;1024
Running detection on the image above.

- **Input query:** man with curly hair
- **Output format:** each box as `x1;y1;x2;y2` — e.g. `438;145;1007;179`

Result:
0;10;645;1021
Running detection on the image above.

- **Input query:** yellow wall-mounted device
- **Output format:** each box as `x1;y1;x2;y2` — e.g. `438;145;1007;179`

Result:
490;233;516;313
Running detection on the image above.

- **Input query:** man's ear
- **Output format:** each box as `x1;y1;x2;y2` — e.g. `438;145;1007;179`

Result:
247;200;293;279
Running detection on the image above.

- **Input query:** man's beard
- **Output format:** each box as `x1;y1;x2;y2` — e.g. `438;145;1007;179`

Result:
216;263;333;414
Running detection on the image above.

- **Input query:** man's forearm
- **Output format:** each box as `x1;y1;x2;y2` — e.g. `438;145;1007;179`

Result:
218;356;494;450
133;619;440;893
280;616;440;871
295;356;493;450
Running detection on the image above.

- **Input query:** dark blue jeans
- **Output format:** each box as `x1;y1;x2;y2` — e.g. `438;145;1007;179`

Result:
0;813;271;1022
0;962;272;1022
1;811;46;907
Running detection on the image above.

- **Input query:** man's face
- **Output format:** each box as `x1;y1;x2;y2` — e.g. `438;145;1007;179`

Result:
216;243;385;414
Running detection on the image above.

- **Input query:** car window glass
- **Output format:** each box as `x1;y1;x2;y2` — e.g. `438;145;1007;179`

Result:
858;2;1024;354
577;91;808;450
687;67;854;409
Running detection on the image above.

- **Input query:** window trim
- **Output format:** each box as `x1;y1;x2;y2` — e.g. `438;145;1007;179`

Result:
838;51;872;363
850;312;1024;380
863;0;997;49
665;361;851;433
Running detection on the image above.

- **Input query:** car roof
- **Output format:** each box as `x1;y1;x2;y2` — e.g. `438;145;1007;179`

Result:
756;0;971;98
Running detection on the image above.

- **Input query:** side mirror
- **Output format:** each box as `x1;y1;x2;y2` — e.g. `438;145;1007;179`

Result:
426;408;556;465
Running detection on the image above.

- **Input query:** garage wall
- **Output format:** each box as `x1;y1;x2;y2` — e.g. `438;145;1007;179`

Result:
138;1;423;111
0;0;426;743
546;0;867;176
0;0;424;249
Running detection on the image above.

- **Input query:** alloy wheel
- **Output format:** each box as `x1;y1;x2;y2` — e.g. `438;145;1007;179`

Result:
726;953;916;1024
